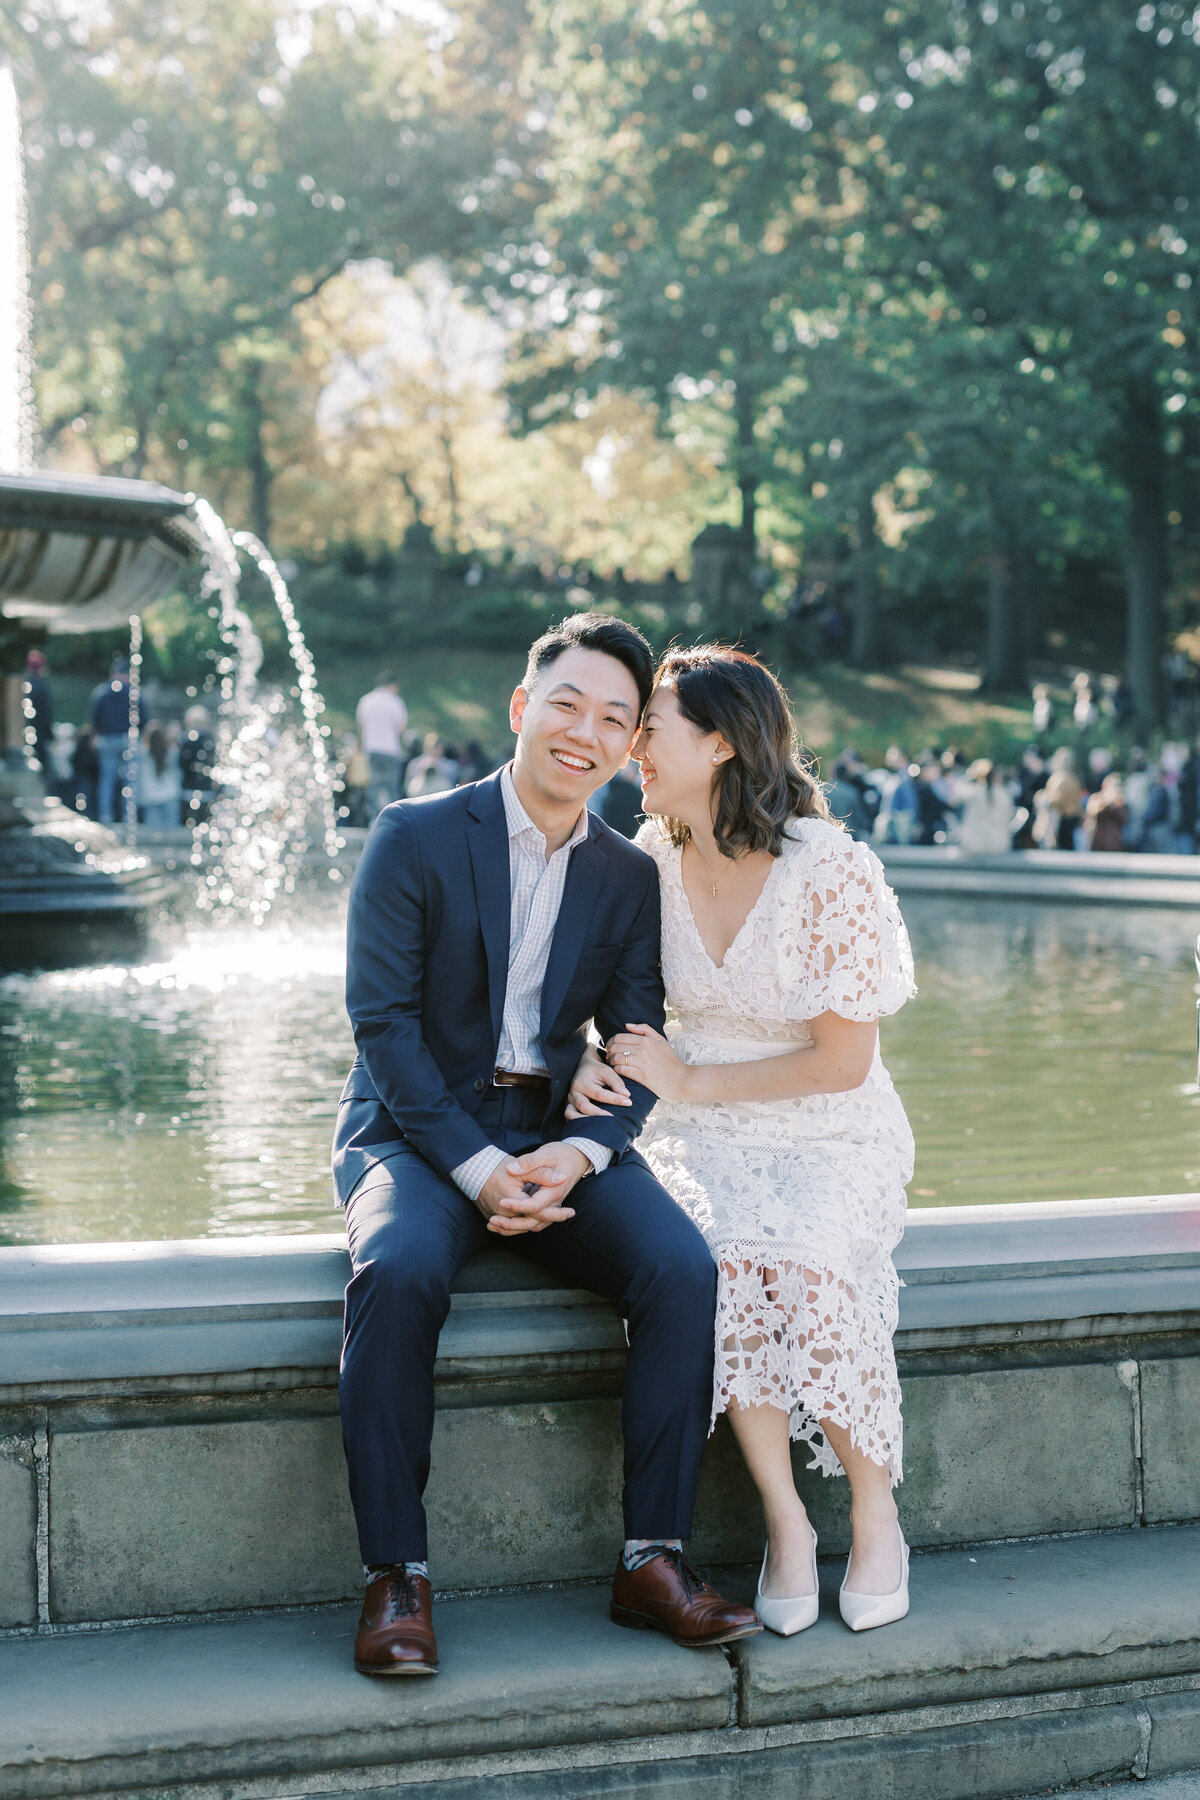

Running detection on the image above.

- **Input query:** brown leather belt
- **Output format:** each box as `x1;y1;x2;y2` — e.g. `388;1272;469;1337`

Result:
492;1068;551;1091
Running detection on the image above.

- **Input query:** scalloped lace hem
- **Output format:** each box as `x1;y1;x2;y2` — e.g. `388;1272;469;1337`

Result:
711;1240;903;1485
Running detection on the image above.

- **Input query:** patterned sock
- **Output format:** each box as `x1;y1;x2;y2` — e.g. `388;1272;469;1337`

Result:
622;1538;683;1571
364;1560;428;1584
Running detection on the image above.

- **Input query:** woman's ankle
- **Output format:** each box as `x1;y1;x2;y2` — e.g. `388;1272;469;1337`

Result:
763;1495;813;1543
849;1494;899;1534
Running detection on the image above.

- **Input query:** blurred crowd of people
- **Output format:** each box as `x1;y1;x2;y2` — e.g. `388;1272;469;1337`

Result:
339;671;647;838
825;738;1200;856
22;649;217;830
337;671;496;827
31;653;1199;859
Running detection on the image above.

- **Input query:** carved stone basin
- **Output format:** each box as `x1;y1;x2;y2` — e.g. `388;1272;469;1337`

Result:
0;469;204;631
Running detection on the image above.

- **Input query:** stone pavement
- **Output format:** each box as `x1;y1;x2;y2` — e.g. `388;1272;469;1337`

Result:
4;1527;1200;1800
1017;1775;1200;1799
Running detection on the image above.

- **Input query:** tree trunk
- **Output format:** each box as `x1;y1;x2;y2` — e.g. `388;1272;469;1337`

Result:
850;485;880;666
735;383;756;552
1019;545;1042;661
1123;382;1167;738
245;362;272;545
982;486;1024;692
440;423;460;554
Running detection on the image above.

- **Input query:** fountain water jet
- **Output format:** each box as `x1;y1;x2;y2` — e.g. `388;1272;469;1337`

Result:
187;501;342;927
0;54;36;476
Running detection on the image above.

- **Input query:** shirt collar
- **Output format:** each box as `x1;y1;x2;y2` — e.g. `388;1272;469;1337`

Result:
501;762;590;855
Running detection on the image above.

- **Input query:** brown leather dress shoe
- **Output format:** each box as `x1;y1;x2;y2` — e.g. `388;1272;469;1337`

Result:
611;1548;762;1648
354;1569;439;1675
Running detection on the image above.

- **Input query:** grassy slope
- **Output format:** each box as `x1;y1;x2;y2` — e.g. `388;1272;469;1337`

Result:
52;648;1036;767
322;649;1035;765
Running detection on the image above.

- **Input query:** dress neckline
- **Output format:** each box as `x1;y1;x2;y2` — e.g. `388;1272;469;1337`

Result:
673;839;784;972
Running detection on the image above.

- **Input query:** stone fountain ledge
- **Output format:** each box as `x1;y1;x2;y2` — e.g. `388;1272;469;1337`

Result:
2;1194;1199;1618
3;1195;1200;1401
878;845;1200;907
3;1196;1200;1800
128;831;1200;906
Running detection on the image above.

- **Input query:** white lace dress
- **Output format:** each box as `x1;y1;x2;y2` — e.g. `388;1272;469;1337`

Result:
634;815;917;1483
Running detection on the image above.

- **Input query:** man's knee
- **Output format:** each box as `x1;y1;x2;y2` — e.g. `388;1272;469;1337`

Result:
635;1221;716;1311
361;1232;449;1311
346;1197;455;1329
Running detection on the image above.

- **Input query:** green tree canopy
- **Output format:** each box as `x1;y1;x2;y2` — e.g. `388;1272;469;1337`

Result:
10;0;539;535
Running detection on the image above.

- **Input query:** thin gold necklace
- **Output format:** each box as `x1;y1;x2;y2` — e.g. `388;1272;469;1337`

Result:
686;839;734;899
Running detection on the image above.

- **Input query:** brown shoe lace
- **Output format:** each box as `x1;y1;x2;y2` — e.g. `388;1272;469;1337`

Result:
655;1546;711;1601
376;1566;423;1621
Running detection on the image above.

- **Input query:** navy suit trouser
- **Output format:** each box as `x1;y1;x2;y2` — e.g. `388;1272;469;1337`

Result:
339;1085;717;1564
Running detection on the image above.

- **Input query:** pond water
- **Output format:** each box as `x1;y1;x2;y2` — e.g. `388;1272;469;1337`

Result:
1;890;1197;1245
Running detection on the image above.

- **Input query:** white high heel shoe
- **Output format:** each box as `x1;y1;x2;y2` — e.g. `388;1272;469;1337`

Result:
838;1524;910;1632
754;1528;820;1636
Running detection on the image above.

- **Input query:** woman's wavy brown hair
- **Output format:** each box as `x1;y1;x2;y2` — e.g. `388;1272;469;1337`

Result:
651;645;833;858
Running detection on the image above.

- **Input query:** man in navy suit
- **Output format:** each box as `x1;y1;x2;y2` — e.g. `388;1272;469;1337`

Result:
335;613;760;1674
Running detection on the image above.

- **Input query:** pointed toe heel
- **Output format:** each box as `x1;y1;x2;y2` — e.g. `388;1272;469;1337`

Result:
839;1527;909;1633
753;1529;820;1637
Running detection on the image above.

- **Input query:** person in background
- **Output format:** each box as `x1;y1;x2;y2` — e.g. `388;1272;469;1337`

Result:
599;757;645;839
23;650;54;774
1141;759;1174;854
914;757;953;845
1085;746;1114;798
88;655;144;825
957;760;1017;854
935;748;970;811
1013;746;1046;849
1122;749;1153;851
137;723;183;830
455;740;494;786
871;748;920;846
1176;741;1200;855
824;751;873;841
45;721;77;802
398;727;422;789
356;672;409;819
1031;683;1054;737
1033;747;1084;851
1071;672;1099;735
1085;773;1127;853
340;735;372;829
69;725;100;818
180;705;217;824
404;733;457;797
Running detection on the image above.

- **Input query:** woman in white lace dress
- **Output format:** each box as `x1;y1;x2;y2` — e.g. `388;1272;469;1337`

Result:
568;647;916;1634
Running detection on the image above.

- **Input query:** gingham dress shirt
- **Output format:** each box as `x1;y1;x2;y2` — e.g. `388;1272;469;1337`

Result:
450;765;612;1203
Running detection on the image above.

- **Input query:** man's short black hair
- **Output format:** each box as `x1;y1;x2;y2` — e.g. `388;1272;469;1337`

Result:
376;670;398;688
523;613;654;717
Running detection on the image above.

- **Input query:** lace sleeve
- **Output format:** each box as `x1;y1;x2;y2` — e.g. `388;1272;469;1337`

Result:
794;829;916;1021
633;819;667;858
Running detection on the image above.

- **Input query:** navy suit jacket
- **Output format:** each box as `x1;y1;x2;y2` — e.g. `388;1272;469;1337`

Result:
332;768;666;1206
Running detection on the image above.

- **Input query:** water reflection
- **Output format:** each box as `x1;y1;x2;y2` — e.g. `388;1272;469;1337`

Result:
0;906;351;1243
0;893;1198;1243
891;898;1200;1207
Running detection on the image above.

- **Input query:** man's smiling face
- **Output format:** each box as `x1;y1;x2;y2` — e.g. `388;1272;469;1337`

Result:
510;645;641;812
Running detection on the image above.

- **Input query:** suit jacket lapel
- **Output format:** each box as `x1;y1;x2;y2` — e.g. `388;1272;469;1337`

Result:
465;775;511;1052
540;824;607;1044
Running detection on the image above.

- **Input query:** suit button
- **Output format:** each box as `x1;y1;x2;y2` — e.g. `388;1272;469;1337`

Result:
473;1077;487;1093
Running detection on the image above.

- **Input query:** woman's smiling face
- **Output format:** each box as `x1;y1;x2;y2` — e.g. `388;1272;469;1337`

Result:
634;683;725;819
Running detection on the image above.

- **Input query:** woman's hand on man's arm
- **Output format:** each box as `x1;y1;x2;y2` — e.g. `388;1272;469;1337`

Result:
565;1039;632;1118
602;1012;878;1107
